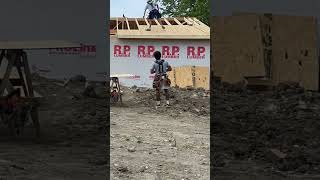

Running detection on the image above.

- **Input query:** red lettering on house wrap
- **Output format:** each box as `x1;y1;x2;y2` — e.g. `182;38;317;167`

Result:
161;46;180;59
113;45;131;57
137;45;155;58
187;46;206;59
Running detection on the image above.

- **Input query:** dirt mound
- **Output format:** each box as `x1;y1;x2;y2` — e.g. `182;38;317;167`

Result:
117;86;210;116
213;81;320;174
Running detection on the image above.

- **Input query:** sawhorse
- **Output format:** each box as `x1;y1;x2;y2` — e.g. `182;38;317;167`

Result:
0;49;40;137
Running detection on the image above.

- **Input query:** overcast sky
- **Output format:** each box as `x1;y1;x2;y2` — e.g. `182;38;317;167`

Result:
111;0;146;18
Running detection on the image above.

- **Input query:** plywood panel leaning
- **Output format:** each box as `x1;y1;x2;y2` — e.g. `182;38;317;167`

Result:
169;66;209;90
211;15;266;83
272;15;319;90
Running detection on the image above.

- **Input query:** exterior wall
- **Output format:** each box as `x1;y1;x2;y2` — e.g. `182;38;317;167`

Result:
0;0;107;81
110;36;210;88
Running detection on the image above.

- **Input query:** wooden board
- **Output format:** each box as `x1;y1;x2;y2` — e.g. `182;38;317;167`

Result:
0;40;80;49
194;66;209;90
272;15;318;90
212;15;266;83
168;66;209;90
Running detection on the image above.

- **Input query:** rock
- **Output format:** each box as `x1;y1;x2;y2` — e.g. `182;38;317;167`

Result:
139;166;149;172
194;108;200;113
128;147;136;152
267;149;287;162
117;166;129;173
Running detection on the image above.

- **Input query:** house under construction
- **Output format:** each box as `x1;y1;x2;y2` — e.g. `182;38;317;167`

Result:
110;17;210;89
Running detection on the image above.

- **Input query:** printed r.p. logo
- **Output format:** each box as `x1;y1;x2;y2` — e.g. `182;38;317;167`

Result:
114;45;131;57
162;46;180;59
138;45;155;58
187;46;206;59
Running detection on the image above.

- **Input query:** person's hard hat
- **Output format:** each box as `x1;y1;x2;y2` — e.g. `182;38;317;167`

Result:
147;0;153;3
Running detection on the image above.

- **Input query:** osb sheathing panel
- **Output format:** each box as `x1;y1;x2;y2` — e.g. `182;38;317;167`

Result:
272;15;318;90
168;66;209;90
212;15;266;83
194;67;209;90
168;67;176;87
175;66;193;88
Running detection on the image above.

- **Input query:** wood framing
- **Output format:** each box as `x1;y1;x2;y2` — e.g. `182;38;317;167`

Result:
110;17;210;40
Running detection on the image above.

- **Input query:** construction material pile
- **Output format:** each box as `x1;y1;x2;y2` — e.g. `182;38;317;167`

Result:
213;81;320;174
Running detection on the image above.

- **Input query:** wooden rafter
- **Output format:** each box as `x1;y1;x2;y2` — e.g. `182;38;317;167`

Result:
116;18;119;31
110;17;210;39
154;19;161;26
144;18;150;27
125;18;130;30
184;17;193;25
135;18;141;30
173;18;182;25
164;18;171;25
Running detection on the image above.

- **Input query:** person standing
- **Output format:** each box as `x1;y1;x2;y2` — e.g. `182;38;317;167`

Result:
143;0;165;31
150;51;172;107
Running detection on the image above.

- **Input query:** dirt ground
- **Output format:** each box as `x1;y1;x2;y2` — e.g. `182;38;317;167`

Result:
110;87;210;180
0;74;108;180
212;81;320;180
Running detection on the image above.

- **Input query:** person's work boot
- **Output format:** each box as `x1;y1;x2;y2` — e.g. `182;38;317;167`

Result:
166;100;170;106
146;27;151;31
156;101;161;107
162;25;165;29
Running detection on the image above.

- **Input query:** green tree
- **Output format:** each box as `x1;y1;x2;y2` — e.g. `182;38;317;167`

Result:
155;0;209;25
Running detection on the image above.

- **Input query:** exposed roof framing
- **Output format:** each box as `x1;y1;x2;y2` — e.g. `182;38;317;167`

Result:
110;17;210;40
